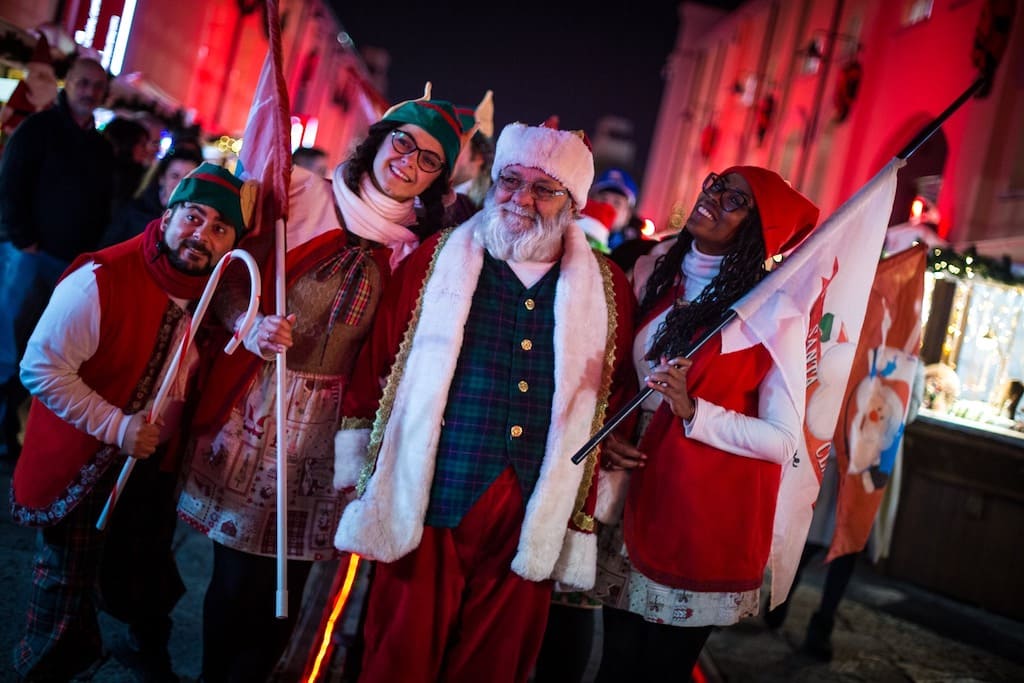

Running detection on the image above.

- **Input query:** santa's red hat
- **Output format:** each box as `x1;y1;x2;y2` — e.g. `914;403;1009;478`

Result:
492;118;594;208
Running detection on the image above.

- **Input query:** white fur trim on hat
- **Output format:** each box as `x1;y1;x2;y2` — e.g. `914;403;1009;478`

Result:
492;122;594;208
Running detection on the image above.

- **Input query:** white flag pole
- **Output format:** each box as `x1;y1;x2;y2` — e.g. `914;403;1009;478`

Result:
274;216;289;619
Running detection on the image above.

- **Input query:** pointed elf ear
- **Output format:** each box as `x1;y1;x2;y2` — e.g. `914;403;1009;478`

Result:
382;81;433;119
474;90;494;138
239;179;259;232
459;121;480;150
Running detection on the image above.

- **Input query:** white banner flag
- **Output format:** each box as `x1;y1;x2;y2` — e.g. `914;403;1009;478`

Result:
721;158;905;607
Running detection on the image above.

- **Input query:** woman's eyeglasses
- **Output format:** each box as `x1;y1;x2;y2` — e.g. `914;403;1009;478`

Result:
496;174;568;201
702;173;753;212
390;130;444;174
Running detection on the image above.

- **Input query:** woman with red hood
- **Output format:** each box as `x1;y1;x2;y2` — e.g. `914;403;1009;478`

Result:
594;166;820;679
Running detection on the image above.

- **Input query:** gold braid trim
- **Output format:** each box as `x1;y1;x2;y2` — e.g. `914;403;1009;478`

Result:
340;417;372;431
356;229;455;496
571;257;618;532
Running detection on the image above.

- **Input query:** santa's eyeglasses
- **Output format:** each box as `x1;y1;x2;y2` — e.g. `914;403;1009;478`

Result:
496;174;568;201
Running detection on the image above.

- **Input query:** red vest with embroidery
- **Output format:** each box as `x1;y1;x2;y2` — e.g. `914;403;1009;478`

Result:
623;304;779;592
12;235;172;514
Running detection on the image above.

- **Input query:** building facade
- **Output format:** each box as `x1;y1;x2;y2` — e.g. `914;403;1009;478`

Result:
643;0;1023;263
1;0;384;167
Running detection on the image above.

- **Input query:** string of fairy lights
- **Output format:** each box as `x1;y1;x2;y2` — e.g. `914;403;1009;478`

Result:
928;246;1024;286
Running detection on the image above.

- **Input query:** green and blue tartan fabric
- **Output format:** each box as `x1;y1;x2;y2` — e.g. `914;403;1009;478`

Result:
425;254;560;527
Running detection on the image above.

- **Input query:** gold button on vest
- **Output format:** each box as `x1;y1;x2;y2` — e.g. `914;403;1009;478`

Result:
518;380;529;393
524;299;535;311
510;425;524;438
520;339;533;351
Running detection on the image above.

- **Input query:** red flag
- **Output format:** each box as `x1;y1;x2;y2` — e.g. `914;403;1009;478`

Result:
828;243;928;560
237;0;291;235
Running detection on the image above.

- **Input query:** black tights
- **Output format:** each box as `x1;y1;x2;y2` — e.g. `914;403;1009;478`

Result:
202;543;312;683
595;606;711;682
533;603;596;683
769;543;858;625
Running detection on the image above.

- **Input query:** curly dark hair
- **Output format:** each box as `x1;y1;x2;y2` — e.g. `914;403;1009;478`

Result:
343;120;452;235
640;209;768;361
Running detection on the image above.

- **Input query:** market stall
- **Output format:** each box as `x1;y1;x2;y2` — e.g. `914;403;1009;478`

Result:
884;249;1024;620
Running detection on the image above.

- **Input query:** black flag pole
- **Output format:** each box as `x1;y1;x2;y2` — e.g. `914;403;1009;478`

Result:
570;311;735;465
896;75;988;160
570;74;990;467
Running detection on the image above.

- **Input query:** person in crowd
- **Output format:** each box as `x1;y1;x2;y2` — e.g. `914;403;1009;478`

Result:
0;57;114;463
576;198;617;254
592;167;639;250
292;145;330;177
331;119;637;683
104;116;154;212
175;91;465;683
9;163;252;682
100;146;204;248
444;92;496;225
593;166;820;680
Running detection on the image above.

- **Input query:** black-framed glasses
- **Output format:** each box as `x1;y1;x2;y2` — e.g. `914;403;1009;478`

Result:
390;130;445;174
702;172;754;212
496;174;568;201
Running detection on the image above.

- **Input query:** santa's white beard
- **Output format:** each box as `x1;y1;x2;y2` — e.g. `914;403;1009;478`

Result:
473;198;571;262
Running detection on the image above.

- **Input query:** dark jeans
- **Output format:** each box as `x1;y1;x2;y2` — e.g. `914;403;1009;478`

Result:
0;242;67;460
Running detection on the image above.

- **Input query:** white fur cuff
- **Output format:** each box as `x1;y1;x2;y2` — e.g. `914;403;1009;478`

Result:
549;529;597;590
334;427;371;491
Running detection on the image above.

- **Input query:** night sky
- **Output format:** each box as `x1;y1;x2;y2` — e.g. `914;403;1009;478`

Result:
326;1;738;183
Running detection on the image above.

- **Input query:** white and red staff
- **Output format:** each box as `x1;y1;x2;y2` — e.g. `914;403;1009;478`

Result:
96;248;261;530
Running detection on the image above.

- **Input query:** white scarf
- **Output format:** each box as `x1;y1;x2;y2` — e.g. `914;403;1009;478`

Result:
332;163;420;271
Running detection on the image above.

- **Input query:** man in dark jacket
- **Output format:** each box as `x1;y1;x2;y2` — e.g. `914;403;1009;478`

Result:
0;57;114;462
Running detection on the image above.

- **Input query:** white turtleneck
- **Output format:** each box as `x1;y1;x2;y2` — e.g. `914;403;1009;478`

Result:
680;243;724;302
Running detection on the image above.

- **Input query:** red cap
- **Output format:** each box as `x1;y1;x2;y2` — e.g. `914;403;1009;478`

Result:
581;199;617;229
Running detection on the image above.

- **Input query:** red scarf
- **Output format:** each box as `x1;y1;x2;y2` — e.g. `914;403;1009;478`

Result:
140;217;213;300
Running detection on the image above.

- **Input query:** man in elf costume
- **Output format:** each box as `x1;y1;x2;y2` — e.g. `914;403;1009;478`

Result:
332;120;637;682
10;163;252;682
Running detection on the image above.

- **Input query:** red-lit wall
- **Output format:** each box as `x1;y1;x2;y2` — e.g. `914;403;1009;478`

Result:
645;0;1024;261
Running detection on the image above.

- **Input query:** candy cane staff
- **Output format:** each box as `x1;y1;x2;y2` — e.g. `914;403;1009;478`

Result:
96;246;261;530
9;162;257;682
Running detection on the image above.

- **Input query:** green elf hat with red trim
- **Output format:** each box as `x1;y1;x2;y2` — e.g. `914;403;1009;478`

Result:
382;82;463;173
167;162;253;236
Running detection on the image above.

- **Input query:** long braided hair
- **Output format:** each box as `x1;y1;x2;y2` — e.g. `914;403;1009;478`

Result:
641;208;768;361
343;120;452;233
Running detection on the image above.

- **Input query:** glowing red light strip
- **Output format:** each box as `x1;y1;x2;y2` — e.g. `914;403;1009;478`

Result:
306;554;361;682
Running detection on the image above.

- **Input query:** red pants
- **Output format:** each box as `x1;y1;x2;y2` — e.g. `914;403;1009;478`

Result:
359;468;553;683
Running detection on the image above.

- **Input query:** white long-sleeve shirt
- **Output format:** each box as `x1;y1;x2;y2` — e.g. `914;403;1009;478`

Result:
20;261;198;450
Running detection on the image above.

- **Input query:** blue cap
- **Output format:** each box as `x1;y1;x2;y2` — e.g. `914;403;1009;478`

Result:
591;168;638;207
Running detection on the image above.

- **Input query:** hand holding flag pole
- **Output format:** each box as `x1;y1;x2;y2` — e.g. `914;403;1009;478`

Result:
97;249;262;530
